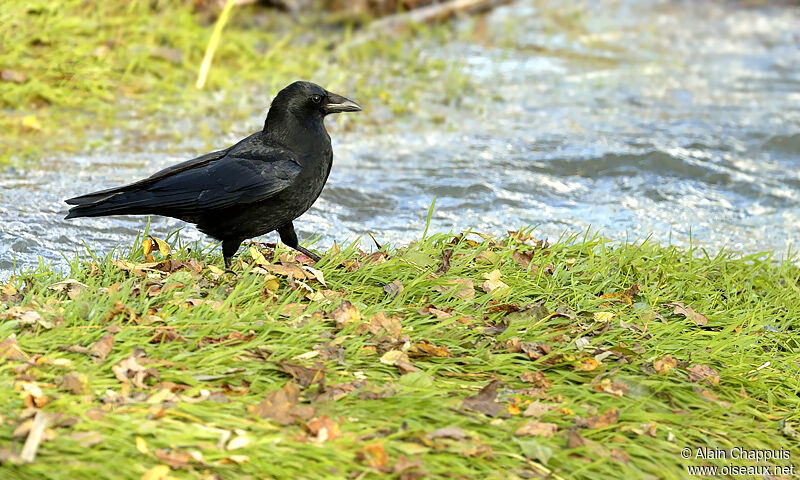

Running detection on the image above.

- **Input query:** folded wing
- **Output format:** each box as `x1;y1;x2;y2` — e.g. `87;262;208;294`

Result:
65;148;302;219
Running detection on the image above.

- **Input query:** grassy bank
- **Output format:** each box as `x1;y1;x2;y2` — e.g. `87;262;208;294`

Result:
0;229;798;479
0;1;464;165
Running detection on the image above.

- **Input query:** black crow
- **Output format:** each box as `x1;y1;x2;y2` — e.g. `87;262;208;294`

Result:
65;81;361;268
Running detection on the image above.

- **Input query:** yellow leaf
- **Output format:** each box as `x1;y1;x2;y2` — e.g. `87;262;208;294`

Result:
22;115;41;130
140;465;170;480
574;358;600;371
208;265;225;275
154;237;171;256
263;274;280;292
136;436;150;455
249;246;269;267
142;237;154;257
593;312;616;322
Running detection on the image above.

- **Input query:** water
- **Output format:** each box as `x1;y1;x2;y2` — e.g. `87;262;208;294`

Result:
2;0;800;275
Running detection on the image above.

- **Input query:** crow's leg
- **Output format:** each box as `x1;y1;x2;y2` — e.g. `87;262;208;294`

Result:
277;222;321;262
222;238;243;269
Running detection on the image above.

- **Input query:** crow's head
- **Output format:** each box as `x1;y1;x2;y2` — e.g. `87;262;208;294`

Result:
270;81;362;122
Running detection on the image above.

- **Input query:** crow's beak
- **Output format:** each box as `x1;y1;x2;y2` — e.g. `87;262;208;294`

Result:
324;92;362;114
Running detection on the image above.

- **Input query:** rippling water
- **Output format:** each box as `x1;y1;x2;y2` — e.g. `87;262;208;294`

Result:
2;0;800;274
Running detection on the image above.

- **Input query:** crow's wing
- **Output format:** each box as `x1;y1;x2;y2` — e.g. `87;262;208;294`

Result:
65;147;232;206
65;145;302;218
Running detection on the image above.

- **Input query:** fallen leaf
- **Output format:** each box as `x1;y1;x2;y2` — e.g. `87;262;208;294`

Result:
436;248;453;274
278;362;325;388
515;421;558;437
155;449;203;469
687;364;720;385
248;382;315;425
523;402;556;417
519;372;551;389
226;436;250;450
462;380;505;417
666;302;708;326
16;381;49;408
48;279;89;299
331;301;361;328
367;312;403;340
304;416;342;443
408;343;451;358
358;442;389;470
140;465;171;480
383;280;404;298
582;408;619;429
1;69;26;83
136;436;150;455
593;378;628;397
22;115;41;131
481;269;509;294
426;426;468;440
56;373;90;395
91;334;115;361
593;312;615;322
0;335;29;362
574;358;600;371
599;284;641;304
654;354;678;374
379;350;418;374
112;350;158;388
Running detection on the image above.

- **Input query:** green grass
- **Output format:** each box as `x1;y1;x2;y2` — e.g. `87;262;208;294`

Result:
1;229;798;479
0;1;465;165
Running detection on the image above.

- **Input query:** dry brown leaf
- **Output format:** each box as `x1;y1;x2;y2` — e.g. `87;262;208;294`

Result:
408;343;451;358
16;381;49;408
519;372;551;389
331;301;361;328
426;426;468;440
418;305;453;319
248;381;315;425
599;284;641;304
367;312;403;340
515;421;558;437
436;248;453;274
56;373;90;395
666;302;708;326
462;380;505;417
358;442;389;470
379;350;418;374
91;334;115;361
112;350;158;388
522;402;556;418
0;335;29;362
304;416;342;443
278;362;325;388
582;408;619;429
48;279;89;299
155;449;203;469
687;364;720;385
593;378;628;397
512;250;534;269
654;354;678;374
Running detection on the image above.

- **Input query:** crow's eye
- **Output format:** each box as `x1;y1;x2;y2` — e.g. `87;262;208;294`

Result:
310;95;322;104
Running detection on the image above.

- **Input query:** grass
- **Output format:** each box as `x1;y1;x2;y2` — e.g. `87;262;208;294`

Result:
1;229;798;479
0;0;466;165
